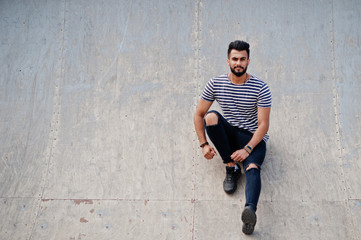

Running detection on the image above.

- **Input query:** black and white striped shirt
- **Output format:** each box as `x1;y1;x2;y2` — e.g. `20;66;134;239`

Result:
201;74;272;142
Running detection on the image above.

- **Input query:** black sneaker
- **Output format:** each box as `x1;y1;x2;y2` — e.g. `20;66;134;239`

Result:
241;206;257;235
223;165;241;194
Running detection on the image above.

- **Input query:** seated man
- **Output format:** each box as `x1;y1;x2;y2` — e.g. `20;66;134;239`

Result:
193;40;272;235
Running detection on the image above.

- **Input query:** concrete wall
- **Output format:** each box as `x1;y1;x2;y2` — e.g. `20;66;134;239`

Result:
1;0;360;239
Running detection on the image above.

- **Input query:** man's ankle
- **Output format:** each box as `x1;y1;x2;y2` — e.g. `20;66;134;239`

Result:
226;162;236;167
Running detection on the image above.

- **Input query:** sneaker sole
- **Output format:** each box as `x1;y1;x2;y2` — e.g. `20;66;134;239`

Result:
223;186;236;194
241;207;256;235
242;223;254;235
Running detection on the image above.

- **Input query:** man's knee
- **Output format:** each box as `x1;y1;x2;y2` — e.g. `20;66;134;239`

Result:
204;112;218;126
246;163;259;171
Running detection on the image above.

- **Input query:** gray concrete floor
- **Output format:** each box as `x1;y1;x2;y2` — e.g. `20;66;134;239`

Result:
1;0;361;239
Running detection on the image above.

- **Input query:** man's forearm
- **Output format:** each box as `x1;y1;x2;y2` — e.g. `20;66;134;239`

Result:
194;114;207;145
246;107;271;149
247;123;269;149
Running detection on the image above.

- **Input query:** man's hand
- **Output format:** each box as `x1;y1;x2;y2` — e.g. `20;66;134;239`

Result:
202;145;217;160
231;149;249;162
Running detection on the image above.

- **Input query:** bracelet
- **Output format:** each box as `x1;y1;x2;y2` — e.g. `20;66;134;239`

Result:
244;145;253;154
200;142;209;148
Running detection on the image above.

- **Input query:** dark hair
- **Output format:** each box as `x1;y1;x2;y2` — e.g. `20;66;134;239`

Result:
227;40;250;58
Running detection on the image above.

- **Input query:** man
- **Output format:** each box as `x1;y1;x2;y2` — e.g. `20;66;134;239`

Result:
193;40;271;235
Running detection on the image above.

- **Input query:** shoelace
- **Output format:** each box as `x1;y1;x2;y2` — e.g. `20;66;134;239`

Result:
226;173;235;181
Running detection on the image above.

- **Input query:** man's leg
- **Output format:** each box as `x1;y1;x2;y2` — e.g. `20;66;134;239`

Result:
241;164;260;235
241;141;266;235
244;164;261;212
204;111;243;193
204;111;234;164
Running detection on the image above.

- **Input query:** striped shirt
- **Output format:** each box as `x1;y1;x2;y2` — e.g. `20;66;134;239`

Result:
201;74;272;142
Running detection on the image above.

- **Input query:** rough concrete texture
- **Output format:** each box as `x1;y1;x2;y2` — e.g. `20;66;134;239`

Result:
1;0;361;239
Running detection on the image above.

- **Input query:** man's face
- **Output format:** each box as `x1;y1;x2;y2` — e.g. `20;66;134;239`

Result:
227;49;250;77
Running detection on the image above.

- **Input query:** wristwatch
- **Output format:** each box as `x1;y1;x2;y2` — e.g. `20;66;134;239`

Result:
200;142;209;148
244;145;253;154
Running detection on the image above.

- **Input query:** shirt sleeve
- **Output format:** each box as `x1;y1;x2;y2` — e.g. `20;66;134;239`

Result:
257;83;272;108
200;79;215;102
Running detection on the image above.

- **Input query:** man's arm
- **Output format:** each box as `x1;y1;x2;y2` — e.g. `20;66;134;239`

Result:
194;99;217;159
231;107;271;162
247;107;271;149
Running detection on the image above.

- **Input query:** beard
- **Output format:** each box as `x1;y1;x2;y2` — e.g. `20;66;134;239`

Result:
230;65;247;77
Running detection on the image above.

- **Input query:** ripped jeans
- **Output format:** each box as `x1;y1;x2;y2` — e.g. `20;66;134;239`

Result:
204;110;266;211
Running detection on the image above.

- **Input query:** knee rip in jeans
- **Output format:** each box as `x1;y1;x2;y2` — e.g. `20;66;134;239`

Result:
204;112;218;126
246;163;259;171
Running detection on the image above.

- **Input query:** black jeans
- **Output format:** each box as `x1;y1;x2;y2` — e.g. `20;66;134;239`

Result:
204;110;266;211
